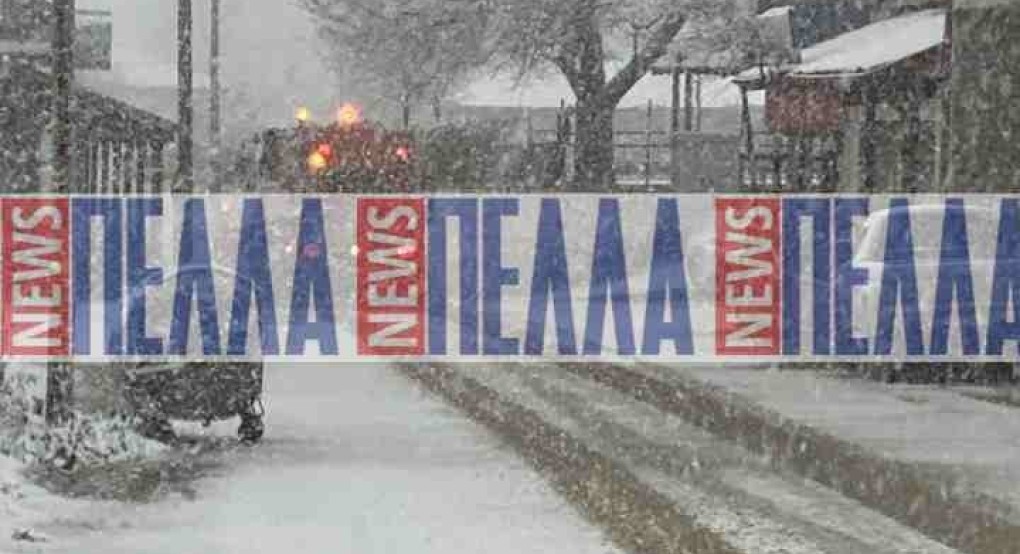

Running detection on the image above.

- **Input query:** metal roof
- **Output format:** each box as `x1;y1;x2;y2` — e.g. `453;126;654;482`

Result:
735;8;947;86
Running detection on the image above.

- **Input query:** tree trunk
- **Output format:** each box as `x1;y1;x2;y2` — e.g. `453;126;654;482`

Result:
573;101;615;191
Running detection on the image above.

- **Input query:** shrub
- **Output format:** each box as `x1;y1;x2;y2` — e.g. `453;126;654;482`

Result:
417;120;516;191
0;374;164;471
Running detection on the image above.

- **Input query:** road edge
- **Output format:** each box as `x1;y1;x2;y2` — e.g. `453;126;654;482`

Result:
563;363;1019;554
397;363;741;554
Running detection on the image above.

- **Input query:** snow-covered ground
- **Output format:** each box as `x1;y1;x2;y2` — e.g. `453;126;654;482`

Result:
636;363;1020;516
1;455;83;550
459;364;963;554
3;364;618;554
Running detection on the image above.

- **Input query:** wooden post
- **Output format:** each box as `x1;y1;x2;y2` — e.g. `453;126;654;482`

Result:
793;138;806;190
683;71;693;132
901;82;922;193
562;100;575;185
739;85;754;188
525;108;534;150
177;0;194;192
82;137;94;192
695;75;703;132
101;141;112;193
89;140;100;193
136;142;147;193
772;136;783;190
151;141;165;192
935;84;951;191
861;81;877;192
401;93;411;131
112;141;124;194
126;141;136;194
71;136;87;192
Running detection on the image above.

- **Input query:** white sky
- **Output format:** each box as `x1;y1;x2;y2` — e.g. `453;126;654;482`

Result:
77;0;339;128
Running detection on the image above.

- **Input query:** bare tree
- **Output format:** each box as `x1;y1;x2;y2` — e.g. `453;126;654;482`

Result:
303;0;736;189
488;0;695;188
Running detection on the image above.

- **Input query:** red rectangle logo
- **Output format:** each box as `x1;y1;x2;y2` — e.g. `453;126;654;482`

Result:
715;198;781;356
2;198;70;358
357;197;426;356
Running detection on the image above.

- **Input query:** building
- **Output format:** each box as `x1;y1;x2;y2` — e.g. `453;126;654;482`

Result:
732;0;952;192
0;0;176;195
949;0;1020;193
0;0;178;424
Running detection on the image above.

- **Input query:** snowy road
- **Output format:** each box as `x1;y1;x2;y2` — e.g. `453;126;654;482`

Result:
29;365;617;554
431;363;966;554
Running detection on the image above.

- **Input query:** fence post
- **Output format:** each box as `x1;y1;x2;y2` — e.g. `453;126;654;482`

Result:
739;85;755;188
684;71;693;132
525;108;534;150
151;141;165;192
670;55;681;189
89;140;100;192
695;75;703;132
645;99;653;190
136;142;147;193
564;102;575;185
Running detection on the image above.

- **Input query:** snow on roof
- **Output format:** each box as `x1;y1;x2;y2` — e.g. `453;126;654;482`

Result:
759;5;794;19
738;8;946;80
795;8;946;74
454;71;764;109
656;20;755;75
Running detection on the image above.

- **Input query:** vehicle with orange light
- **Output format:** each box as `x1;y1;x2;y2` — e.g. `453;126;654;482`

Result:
240;104;417;193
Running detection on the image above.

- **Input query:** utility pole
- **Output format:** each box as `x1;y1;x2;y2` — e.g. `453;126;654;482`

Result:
52;0;75;193
209;0;221;186
177;0;194;191
47;0;75;425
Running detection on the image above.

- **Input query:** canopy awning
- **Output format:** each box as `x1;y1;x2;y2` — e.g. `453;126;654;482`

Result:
735;8;948;88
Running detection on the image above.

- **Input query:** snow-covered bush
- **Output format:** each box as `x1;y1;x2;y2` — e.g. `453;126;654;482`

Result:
0;376;165;471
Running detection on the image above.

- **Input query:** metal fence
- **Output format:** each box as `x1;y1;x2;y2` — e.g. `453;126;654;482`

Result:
522;126;741;192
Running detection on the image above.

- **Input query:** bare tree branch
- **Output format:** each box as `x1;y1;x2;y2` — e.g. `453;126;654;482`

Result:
601;10;686;106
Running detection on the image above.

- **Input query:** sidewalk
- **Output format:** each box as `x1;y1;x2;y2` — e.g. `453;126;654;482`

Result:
579;363;1020;554
30;365;621;554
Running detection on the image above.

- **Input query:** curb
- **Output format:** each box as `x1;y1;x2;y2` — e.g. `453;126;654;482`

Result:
398;363;741;554
563;363;1020;554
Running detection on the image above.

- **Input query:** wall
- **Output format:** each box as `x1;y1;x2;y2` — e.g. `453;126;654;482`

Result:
950;0;1020;192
